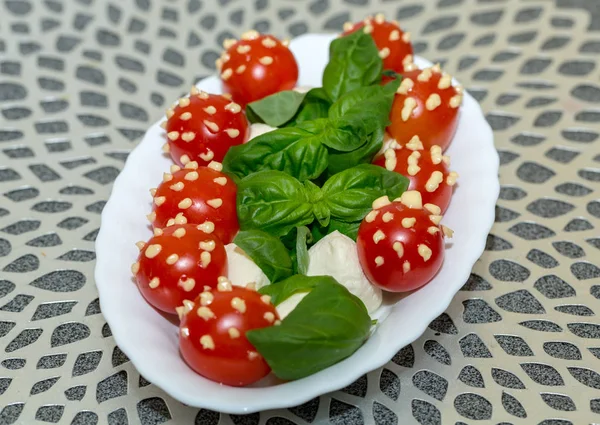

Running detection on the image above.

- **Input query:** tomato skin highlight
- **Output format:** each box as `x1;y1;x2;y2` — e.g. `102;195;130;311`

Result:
388;67;462;151
134;224;227;314
165;93;249;167
179;286;279;386
218;32;299;106
151;165;239;244
373;144;456;213
357;200;445;292
342;14;414;74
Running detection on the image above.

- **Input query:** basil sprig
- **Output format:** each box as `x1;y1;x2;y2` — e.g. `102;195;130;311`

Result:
233;230;293;284
223;78;400;181
236;165;408;237
247;275;371;380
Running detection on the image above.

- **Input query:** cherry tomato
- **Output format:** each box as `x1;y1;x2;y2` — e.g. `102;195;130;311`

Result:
356;191;452;292
132;224;227;313
388;65;463;151
217;30;299;106
373;141;459;213
179;283;279;386
342;13;414;74
163;90;249;167
149;162;239;244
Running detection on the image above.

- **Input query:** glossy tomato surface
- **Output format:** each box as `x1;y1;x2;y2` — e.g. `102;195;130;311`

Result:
388;66;462;151
150;164;239;244
133;224;227;313
373;143;458;213
179;285;279;386
357;195;445;292
218;31;299;106
164;91;249;167
342;13;414;74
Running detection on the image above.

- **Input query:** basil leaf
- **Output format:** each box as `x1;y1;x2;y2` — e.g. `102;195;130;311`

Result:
258;274;330;305
222;127;329;182
233;230;293;283
295;226;311;275
322;31;382;102
286;88;331;127
311;219;361;243
327;127;384;176
322;164;409;222
236;170;315;237
248;276;371;380
247;90;308;127
329;79;400;131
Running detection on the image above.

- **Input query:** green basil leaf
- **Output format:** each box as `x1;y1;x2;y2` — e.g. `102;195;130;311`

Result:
248;276;371;381
236;170;315;237
322;164;409;222
326;127;384;176
233;230;293;283
247;90;308;127
222;127;329;182
285;88;331;127
258;274;330;305
322;31;383;102
329;79;400;131
295;226;311;275
311;219;361;243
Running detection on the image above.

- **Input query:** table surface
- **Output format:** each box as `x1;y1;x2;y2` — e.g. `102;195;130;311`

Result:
1;0;599;424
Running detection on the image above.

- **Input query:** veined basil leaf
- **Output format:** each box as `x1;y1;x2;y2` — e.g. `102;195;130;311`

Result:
322;31;382;102
247;90;308;127
329;79;400;131
233;230;293;283
311;219;361;243
258;274;329;305
286;88;331;127
237;171;315;237
249;276;371;380
327;127;384;176
295;226;311;275
322;164;409;222
222;127;329;182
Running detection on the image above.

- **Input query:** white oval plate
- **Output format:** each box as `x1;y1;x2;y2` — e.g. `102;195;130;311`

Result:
95;33;499;414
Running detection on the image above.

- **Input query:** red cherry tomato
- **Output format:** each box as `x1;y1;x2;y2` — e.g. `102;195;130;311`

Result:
388;65;463;151
132;224;227;313
356;191;451;292
217;30;299;106
164;91;249;167
342;13;414;74
373;142;459;213
179;284;279;386
149;163;239;244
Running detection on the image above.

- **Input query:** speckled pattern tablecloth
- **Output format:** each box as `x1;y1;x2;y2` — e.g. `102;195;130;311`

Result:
1;0;599;424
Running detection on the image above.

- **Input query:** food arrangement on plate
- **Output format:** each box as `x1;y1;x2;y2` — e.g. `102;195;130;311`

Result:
128;13;466;387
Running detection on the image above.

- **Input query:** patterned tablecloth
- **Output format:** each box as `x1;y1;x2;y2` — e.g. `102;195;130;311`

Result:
1;0;599;423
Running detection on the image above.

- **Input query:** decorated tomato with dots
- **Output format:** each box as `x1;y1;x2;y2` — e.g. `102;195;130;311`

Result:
178;283;279;386
149;162;239;244
388;65;463;151
132;224;227;314
342;13;414;74
373;139;458;213
217;30;299;106
163;89;249;167
357;191;452;292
